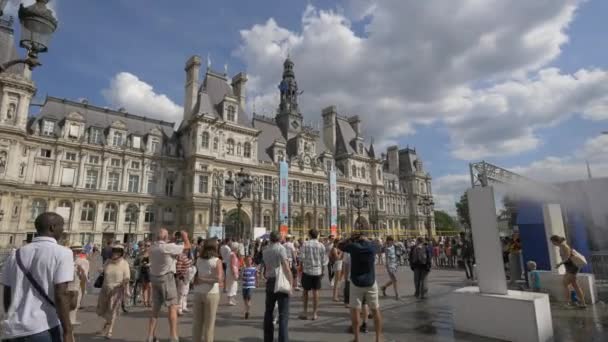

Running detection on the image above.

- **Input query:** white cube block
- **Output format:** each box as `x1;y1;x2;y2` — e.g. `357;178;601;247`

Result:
452;287;554;342
533;271;597;304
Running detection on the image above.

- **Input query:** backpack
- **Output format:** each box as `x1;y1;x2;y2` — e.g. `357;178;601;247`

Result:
411;245;428;265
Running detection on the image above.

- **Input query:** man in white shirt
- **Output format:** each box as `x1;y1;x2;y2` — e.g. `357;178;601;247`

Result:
146;229;190;342
299;229;328;320
1;212;75;342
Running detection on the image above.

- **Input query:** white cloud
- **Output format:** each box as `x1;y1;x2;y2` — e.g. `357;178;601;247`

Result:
235;0;608;159
101;72;182;124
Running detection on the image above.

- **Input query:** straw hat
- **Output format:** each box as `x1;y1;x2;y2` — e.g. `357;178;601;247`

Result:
70;243;83;250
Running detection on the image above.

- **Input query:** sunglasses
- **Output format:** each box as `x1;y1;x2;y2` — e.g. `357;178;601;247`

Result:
145;244;151;247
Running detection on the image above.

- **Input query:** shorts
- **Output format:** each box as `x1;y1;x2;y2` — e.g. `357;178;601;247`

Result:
242;288;253;300
349;282;379;310
150;273;178;311
301;273;322;291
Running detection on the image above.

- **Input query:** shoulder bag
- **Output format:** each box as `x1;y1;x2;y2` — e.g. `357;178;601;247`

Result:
15;249;78;310
274;262;292;294
570;249;588;268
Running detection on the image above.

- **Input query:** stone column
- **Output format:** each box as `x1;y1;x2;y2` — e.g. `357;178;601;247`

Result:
100;157;109;190
77;152;87;188
51;149;62;186
93;201;104;233
467;186;507;295
121;160;129;191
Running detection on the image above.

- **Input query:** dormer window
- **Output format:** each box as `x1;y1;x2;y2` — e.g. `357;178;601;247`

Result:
359;143;364;154
351;165;357;177
150;138;160;153
226;105;236;122
68;123;79;139
42;121;54;136
113;131;124;146
277;150;285;162
132;136;141;149
361;167;366;179
89;128;102;144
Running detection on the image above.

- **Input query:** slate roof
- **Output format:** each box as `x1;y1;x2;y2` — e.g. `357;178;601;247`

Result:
34;97;176;139
192;69;251;127
252;115;285;162
335;117;371;157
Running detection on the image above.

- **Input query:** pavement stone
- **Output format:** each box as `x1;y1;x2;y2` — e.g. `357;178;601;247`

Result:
69;261;608;342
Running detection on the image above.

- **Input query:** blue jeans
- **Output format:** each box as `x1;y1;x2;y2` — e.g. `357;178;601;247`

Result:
3;326;62;342
264;278;290;342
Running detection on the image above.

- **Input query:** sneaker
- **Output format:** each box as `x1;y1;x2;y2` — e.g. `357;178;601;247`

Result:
381;287;387;297
359;323;368;333
182;308;190;313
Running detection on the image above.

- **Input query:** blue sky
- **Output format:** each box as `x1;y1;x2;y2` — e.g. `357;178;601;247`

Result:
5;0;608;214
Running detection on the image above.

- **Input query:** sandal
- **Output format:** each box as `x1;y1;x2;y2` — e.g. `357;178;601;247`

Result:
298;314;308;320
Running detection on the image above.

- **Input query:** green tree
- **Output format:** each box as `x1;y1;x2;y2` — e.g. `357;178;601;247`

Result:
455;193;471;229
434;210;459;232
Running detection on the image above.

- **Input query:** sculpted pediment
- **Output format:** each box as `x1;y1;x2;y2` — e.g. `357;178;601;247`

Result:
66;111;85;122
110;120;127;130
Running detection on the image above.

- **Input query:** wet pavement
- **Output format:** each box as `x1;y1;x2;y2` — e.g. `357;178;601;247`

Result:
63;258;608;342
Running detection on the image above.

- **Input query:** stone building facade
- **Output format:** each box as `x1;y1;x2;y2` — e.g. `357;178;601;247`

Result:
0;21;434;246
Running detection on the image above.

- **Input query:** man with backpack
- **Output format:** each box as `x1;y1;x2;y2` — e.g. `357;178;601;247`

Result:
409;237;432;299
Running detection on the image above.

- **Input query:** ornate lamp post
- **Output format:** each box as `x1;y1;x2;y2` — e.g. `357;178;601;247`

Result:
225;168;252;239
0;0;58;73
418;196;435;238
126;206;140;244
349;186;369;231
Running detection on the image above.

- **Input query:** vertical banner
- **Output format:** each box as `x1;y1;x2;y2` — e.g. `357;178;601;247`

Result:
329;167;338;237
279;161;289;238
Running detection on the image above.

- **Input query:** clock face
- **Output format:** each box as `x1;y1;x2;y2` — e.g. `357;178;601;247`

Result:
291;120;300;129
304;155;311;165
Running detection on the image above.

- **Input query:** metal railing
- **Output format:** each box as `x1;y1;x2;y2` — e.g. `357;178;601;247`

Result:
591;252;608;281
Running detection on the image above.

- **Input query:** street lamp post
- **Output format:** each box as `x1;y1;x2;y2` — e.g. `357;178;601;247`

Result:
126;206;140;245
349;186;369;231
418;196;435;238
225;168;252;239
0;0;58;73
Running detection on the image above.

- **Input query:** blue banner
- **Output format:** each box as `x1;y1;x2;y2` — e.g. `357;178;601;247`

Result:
329;168;337;235
279;161;289;224
208;226;224;240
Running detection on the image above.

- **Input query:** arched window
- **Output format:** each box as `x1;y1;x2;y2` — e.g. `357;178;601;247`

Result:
361;167;366;179
236;142;242;156
351;165;357;177
31;199;47;220
226;139;235;155
80;202;95;222
243;142;252;158
201;132;210;149
213;137;219;150
226;106;236;121
144;206;155;223
103;203;117;222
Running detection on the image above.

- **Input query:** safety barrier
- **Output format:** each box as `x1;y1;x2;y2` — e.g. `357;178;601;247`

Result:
591;252;608;281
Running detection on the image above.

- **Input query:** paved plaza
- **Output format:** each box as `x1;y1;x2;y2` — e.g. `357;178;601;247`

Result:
70;263;608;342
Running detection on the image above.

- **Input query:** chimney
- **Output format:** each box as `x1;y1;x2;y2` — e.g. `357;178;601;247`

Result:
322;106;338;153
387;145;399;175
231;72;248;110
348;115;361;136
184;55;202;122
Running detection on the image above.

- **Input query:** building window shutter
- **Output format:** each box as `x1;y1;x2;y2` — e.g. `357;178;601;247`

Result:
35;165;51;184
61;168;75;186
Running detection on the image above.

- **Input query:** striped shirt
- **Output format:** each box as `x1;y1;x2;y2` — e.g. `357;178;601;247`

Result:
242;267;257;289
175;253;192;279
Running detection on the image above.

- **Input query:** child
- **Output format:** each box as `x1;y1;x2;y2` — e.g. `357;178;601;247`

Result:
242;256;257;319
527;260;541;292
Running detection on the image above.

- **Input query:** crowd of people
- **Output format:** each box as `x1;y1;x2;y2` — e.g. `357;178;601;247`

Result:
1;211;479;342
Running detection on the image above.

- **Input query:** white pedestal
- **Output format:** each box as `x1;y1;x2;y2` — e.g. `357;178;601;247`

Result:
452;287;554;342
534;271;597;304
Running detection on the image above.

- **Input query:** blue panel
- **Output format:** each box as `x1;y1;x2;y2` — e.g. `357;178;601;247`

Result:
567;211;593;273
517;202;551;271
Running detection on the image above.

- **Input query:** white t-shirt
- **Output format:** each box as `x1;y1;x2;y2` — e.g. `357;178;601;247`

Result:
220;244;231;263
0;237;74;339
149;241;183;276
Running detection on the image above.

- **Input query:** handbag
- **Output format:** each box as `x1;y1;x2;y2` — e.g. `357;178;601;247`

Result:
274;262;292;294
94;273;105;288
570;250;588;268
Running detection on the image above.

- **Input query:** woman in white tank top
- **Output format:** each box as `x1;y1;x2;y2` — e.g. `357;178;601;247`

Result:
192;239;224;342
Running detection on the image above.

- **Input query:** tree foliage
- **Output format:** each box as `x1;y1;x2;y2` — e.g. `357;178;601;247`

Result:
434;210;459;232
455;192;471;229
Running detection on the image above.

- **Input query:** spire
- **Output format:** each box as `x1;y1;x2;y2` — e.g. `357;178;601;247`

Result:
207;53;211;69
586;160;593;179
369;137;376;158
278;56;299;114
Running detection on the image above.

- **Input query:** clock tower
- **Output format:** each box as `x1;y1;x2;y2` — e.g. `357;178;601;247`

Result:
276;57;303;139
